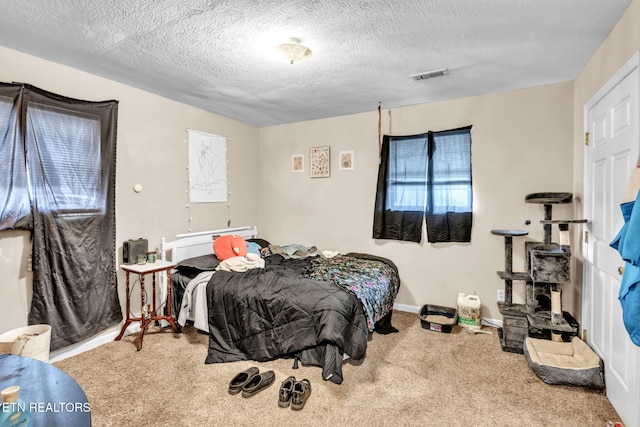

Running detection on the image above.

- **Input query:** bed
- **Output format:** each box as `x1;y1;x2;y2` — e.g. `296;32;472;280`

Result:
160;226;401;384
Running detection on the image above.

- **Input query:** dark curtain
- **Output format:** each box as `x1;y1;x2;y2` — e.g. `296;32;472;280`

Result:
424;212;473;243
372;134;426;242
0;83;122;350
426;127;473;243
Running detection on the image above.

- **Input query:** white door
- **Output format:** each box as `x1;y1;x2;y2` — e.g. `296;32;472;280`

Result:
583;52;640;427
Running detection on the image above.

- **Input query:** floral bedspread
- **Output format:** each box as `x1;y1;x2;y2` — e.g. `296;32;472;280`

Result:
304;255;401;331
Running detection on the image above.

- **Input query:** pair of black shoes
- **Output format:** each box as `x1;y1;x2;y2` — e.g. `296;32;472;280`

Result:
228;367;275;398
278;376;311;410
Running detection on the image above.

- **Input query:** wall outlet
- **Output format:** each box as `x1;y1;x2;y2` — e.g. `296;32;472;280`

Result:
497;289;505;302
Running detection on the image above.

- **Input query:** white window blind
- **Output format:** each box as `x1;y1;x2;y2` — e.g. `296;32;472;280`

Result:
26;102;102;213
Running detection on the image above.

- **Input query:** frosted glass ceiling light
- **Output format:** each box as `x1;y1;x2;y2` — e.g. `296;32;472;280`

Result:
277;38;312;64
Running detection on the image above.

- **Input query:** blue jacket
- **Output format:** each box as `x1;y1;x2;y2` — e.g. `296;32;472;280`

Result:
610;192;640;346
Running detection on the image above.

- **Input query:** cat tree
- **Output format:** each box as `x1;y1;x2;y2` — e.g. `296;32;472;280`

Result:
492;192;586;353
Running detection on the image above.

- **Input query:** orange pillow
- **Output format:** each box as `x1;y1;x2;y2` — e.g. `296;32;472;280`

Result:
213;235;248;261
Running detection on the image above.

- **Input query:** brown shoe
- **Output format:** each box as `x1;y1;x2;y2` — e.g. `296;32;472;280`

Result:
278;376;296;408
228;367;259;395
241;370;276;398
290;379;311;410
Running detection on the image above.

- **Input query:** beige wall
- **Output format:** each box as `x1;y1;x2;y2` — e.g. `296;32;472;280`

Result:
0;46;260;336
571;0;640;320
259;81;575;320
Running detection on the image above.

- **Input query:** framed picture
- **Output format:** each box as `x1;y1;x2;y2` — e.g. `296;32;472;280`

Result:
292;154;304;172
339;150;354;170
309;146;330;178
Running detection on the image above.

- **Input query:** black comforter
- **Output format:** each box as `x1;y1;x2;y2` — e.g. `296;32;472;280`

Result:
203;257;370;384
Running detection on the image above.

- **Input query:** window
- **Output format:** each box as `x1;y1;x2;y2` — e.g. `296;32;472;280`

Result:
386;133;428;211
429;128;472;215
26;103;102;214
1;90;105;226
373;126;472;243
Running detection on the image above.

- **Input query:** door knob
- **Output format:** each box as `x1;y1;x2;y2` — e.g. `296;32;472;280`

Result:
618;266;625;275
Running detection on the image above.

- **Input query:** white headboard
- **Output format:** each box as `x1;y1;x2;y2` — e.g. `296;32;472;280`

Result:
160;225;258;263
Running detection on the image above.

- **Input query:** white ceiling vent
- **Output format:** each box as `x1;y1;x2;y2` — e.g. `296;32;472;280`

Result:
410;68;449;80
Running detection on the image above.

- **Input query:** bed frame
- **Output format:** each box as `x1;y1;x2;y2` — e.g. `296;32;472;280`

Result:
160;225;258;263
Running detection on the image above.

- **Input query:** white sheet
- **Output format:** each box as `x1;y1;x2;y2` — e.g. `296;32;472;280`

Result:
177;271;214;332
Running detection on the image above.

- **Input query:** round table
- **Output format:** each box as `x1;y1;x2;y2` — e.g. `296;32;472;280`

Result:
0;354;91;426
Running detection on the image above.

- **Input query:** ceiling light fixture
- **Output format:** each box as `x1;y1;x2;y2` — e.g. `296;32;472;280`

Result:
277;38;312;65
410;68;449;80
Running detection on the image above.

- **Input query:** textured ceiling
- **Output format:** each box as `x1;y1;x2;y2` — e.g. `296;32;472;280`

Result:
0;0;632;127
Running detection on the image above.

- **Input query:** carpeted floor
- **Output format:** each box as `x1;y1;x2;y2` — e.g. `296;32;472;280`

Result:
53;311;622;426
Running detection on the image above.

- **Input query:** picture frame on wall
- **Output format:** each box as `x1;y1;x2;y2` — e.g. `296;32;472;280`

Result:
292;154;304;172
309;146;330;178
339;150;354;170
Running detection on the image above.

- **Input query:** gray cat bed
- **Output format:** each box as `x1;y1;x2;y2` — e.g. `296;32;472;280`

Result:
523;336;604;389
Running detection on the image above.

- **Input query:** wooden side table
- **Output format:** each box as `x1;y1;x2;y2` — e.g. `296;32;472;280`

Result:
115;259;180;350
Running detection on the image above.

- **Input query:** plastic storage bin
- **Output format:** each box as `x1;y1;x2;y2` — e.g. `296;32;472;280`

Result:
419;304;458;333
0;325;51;363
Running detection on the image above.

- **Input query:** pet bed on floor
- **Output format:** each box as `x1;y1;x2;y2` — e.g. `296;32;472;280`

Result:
523;336;604;388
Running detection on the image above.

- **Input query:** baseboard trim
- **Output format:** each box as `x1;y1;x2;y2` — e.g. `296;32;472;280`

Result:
394;303;503;328
481;317;503;328
393;303;420;313
49;323;140;363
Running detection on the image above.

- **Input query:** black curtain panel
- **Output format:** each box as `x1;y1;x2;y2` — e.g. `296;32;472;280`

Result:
373;134;427;243
425;126;473;243
0;83;122;350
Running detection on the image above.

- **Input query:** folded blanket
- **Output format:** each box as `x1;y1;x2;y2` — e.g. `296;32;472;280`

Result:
216;253;265;272
263;244;323;258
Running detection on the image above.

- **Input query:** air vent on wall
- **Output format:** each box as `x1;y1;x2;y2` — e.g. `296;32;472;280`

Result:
410;68;449;80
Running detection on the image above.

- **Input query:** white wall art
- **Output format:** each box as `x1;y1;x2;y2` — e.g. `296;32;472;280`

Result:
188;129;227;202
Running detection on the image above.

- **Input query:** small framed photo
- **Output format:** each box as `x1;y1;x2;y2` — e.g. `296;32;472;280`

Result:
292;154;304;172
339;150;354;170
309;146;330;178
